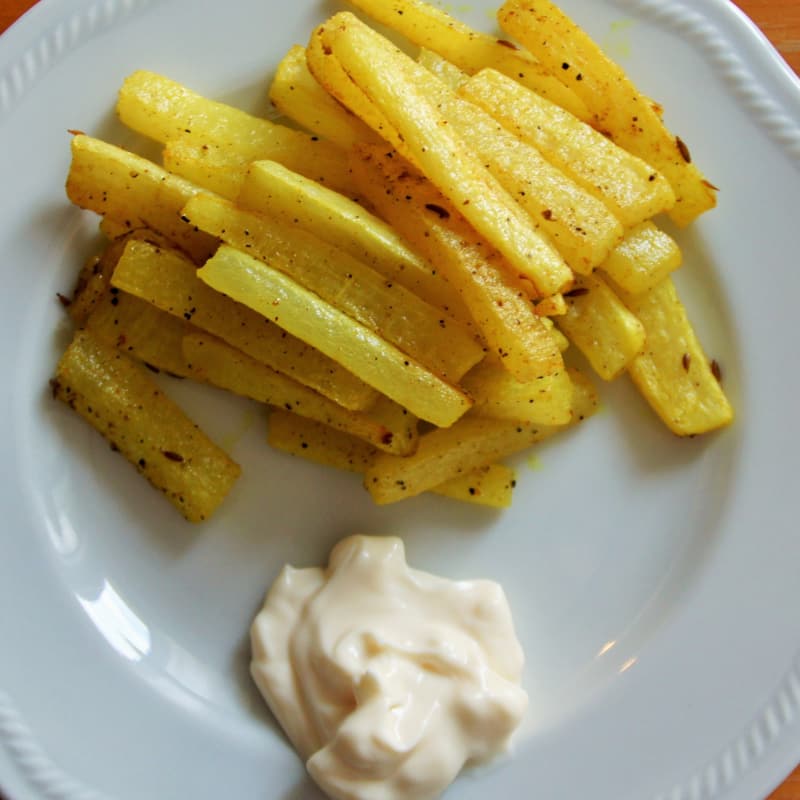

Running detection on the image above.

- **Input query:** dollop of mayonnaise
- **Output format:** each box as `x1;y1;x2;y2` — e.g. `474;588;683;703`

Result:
250;535;528;800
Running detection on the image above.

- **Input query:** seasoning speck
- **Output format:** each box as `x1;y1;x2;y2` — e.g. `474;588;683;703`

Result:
424;203;450;219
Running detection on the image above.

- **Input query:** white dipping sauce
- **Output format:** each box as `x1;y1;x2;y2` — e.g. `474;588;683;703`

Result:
250;535;528;800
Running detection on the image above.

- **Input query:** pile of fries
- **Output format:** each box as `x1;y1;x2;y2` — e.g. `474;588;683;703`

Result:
54;0;733;521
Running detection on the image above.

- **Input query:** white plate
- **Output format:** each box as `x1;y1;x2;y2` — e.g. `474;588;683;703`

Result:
2;0;799;798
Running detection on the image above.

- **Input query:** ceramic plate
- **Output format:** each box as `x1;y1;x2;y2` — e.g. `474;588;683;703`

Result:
2;0;800;798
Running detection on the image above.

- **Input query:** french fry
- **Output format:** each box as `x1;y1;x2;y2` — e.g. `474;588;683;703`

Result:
497;0;717;226
461;361;574;425
349;145;564;383
53;330;240;522
161;139;247;200
460;69;676;228
599;221;683;295
618;278;734;435
236;160;469;321
364;369;598;503
116;70;356;194
66;134;217;263
182;333;418;455
417;48;469;90
98;217;130;241
68;236;130;326
269;45;382;149
540;316;570;352
305;31;401;149
346;0;591;121
268;410;376;472
181;193;484;382
555;274;646;381
110;238;377;411
197;244;473;427
312;14;573;297
71;228;183;326
411;70;623;272
85;289;195;378
432;463;516;508
534;294;567;317
267;410;515;507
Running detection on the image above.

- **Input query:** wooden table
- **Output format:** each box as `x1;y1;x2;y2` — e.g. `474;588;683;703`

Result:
1;0;799;798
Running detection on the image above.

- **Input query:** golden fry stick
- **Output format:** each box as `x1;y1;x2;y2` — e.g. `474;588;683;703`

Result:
117;70;355;194
66;135;217;263
497;0;717;226
161;140;247;200
460;69;676;228
198;245;473;427
182;333;418;455
555;274;646;381
86;289;195;378
417;48;469;90
53;331;240;522
619;278;733;435
110;238;376;410
269;45;382;149
599;221;682;295
268;410;377;472
267;410;515;507
350;146;563;382
461;361;574;425
346;0;591;120
313;13;573;296
182;193;483;382
237;160;469;321
68;236;130;326
306;28;402;147
432;463;516;508
416;71;623;272
364;369;598;503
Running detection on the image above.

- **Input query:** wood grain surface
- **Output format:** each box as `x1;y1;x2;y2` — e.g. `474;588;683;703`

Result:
0;0;799;799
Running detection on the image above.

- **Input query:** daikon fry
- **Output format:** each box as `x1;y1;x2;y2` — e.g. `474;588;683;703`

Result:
619;278;733;435
98;217;131;241
268;410;377;473
497;0;717;226
182;193;483;382
305;31;400;147
70;228;182;326
182;333;418;455
556;274;646;381
162;139;247;200
346;0;591;121
313;14;573;297
600;222;683;295
269;45;382;149
110;238;377;410
534;293;567;317
66;135;217;263
461;361;574;425
460;69;676;228
417;48;469;90
350;145;564;382
117;70;355;194
364;369;598;503
432;463;516;508
53;330;240;522
68;236;130;326
267;410;515;507
85;289;195;378
237;160;469;320
416;72;623;272
197;245;473;427
541;316;570;352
